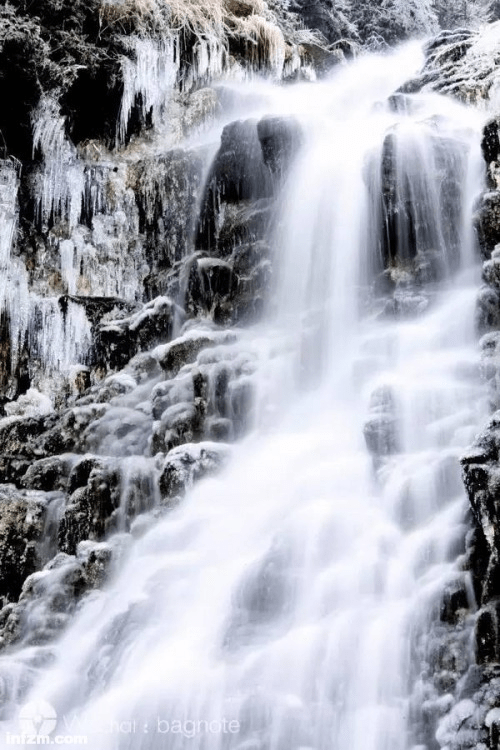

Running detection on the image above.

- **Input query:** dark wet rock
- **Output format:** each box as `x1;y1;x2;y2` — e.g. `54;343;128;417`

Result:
231;240;272;323
95;297;181;372
206;417;233;442
410;583;478;750
77;373;136;406
228;379;254;438
0;407;107;481
60;295;135;327
83;403;152;457
396;76;429;96
151;401;205;455
45;406;110;456
380;130;418;266
185;257;236;324
257;116;302;178
461;414;500;667
210;200;273;259
482;119;500;169
0;486;48;603
424;30;474;76
0;540;115;649
58;457;121;554
381;129;465;271
364;413;399;457
134;150;205;299
196;119;274;252
186;250;270;326
425;29;474;55
440;580;471;626
189;192;273;323
155;333;216;376
0;409;85;484
475;605;500;665
150;333;255;453
0;416;46;461
301;41;344;74
158;442;230;505
20;455;75;492
125;351;163;383
475;192;500;259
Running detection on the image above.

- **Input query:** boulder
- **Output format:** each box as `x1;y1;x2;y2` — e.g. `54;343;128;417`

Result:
153;328;236;377
95;296;181;371
20;455;75;492
475;191;500;259
58;458;121;554
196;119;273;251
482;119;500;168
0;540;114;649
158;442;230;504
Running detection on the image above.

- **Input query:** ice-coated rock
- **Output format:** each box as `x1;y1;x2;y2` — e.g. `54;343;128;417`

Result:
158;442;230;504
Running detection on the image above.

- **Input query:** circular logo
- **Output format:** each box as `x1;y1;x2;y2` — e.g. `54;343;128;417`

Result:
18;700;57;737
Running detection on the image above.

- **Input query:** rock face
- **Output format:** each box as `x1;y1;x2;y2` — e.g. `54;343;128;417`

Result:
2;4;500;745
158;442;230;505
380;128;467;275
462;418;500;646
420;93;500;750
398;27;498;102
0;52;305;638
192;115;302;324
0;64;298;648
0;486;50;603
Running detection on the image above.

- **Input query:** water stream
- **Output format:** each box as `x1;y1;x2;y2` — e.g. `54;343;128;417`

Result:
0;43;490;750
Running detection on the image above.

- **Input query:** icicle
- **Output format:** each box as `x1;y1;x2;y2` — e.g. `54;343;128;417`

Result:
118;35;180;144
1;259;31;376
29;297;92;374
32;97;84;229
60;240;78;296
185;37;227;89
82;166;107;224
237;15;286;77
61;300;93;368
0;160;18;270
0;160;31;376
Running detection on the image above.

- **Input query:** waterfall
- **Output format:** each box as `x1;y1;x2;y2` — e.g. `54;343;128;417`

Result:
0;43;489;750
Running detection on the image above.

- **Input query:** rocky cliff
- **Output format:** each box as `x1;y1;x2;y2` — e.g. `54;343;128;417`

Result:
0;0;339;652
2;2;500;748
400;23;500;750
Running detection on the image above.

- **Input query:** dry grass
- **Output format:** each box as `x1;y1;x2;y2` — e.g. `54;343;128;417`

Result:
232;14;285;71
100;0;268;35
100;0;288;72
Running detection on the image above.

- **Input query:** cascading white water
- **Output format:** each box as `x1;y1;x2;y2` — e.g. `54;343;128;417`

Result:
0;44;490;750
